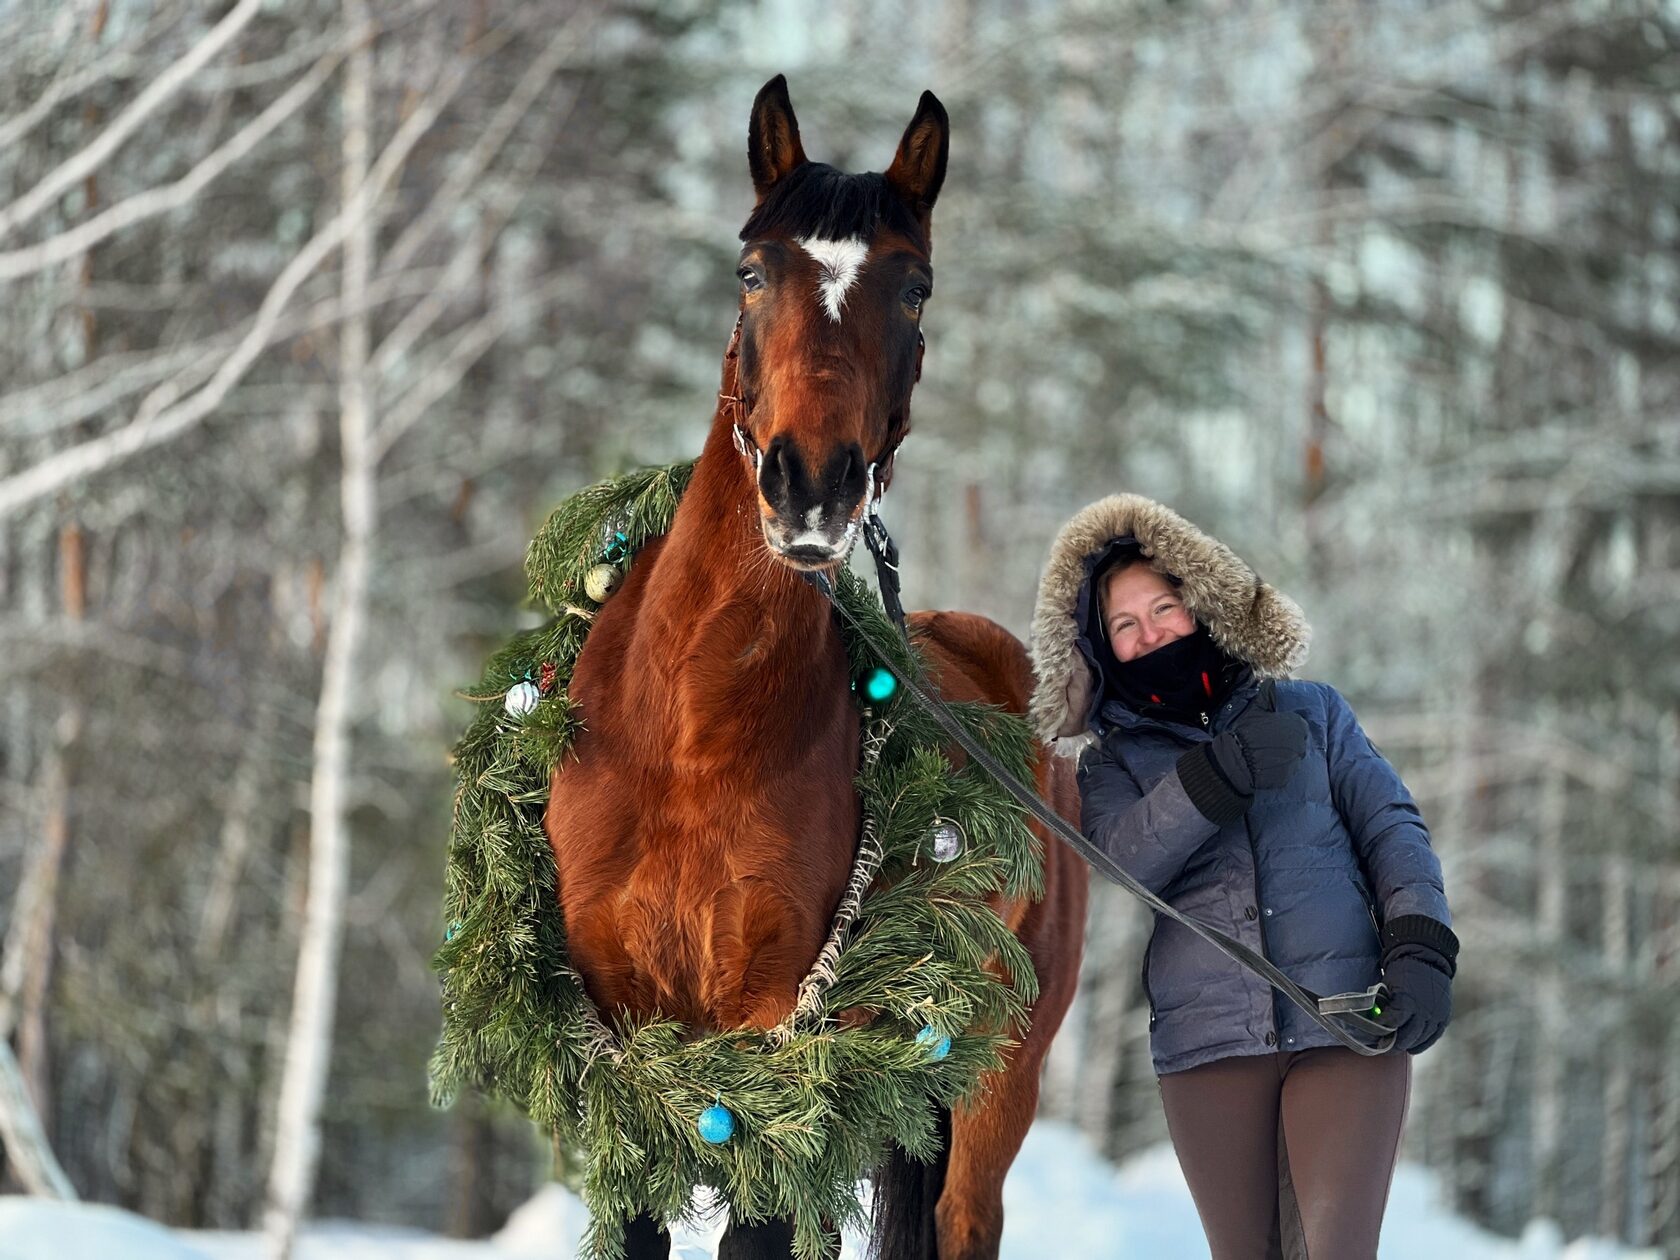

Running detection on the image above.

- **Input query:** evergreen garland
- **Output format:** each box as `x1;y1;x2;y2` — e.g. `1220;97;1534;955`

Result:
430;460;1046;1260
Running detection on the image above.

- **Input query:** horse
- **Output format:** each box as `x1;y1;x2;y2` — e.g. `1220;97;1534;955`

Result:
543;75;1090;1260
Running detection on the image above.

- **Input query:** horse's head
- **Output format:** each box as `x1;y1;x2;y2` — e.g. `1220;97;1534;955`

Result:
727;75;947;572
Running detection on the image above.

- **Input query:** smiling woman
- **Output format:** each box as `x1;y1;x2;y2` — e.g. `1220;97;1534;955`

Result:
1098;560;1196;663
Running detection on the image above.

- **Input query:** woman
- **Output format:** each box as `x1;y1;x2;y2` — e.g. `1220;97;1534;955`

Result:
1027;493;1457;1260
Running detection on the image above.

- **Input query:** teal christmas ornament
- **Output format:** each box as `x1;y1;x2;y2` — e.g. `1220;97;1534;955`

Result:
445;921;461;942
916;1024;951;1062
697;1101;735;1144
861;666;898;703
600;525;630;563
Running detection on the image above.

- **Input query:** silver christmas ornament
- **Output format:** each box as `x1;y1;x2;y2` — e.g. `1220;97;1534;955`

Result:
584;562;623;603
504;680;541;718
929;819;964;863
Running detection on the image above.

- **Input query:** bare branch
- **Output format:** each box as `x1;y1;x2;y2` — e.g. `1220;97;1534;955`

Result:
0;267;446;442
0;50;142;155
0;58;470;518
369;24;587;380
0;44;348;282
371;271;572;459
378;13;590;279
0;0;269;242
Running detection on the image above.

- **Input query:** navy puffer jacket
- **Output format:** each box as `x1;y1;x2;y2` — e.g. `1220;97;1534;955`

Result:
1027;495;1451;1076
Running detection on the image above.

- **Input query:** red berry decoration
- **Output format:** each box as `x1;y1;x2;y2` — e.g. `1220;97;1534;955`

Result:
538;661;557;695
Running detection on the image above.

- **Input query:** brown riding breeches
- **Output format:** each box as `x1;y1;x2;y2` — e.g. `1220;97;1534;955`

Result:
1156;1046;1412;1260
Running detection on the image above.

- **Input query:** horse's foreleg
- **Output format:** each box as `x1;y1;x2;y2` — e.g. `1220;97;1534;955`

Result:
937;873;1086;1259
717;1213;842;1260
624;1209;672;1259
934;1050;1042;1260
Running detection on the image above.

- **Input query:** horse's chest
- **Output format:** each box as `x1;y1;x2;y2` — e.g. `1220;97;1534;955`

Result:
547;751;858;1030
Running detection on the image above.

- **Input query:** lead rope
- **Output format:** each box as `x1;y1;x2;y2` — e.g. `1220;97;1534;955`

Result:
718;312;1387;1052
800;504;1395;1057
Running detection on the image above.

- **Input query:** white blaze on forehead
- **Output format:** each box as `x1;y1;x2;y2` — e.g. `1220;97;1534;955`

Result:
795;235;869;323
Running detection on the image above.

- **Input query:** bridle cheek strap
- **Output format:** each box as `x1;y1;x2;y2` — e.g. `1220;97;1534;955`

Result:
722;315;764;476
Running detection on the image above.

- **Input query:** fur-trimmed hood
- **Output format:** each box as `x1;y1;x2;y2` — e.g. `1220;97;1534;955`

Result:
1028;495;1311;746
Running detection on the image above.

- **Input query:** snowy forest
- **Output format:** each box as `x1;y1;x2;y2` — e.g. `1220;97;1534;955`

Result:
0;0;1676;1256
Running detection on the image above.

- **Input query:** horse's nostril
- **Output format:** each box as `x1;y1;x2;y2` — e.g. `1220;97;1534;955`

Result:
840;443;865;492
757;435;787;500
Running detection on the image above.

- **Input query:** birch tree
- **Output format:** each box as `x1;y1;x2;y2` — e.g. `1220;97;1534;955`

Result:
260;4;376;1254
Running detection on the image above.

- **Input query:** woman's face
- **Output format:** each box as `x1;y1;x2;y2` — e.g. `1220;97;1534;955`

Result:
1101;562;1195;662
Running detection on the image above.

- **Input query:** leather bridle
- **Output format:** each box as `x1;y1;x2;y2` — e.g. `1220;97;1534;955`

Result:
718;312;920;519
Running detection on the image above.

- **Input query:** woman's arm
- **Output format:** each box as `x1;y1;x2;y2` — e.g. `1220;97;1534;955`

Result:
1075;738;1231;895
1319;684;1451;927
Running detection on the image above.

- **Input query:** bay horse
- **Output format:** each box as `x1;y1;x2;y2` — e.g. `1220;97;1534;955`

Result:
544;76;1089;1260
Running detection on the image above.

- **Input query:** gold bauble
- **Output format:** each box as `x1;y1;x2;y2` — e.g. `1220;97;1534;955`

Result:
584;563;623;603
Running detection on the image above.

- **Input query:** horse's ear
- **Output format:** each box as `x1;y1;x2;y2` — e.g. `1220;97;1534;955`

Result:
884;90;949;221
748;74;807;202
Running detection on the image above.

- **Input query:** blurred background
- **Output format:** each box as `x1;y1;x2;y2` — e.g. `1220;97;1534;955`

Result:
0;0;1676;1255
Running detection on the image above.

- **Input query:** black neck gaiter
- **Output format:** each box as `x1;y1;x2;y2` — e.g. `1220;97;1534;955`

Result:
1105;623;1245;726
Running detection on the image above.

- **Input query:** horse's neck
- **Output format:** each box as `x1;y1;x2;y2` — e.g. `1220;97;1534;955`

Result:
656;413;784;598
630;412;842;748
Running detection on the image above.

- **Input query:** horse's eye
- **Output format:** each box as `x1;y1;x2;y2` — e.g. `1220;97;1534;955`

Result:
904;284;929;311
738;265;765;294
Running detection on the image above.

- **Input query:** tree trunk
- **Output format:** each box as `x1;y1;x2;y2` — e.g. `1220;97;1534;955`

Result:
1642;710;1680;1249
0;1038;75;1199
1084;900;1142;1157
0;703;78;1201
1530;757;1565;1220
0;520;85;1199
262;9;375;1255
1599;840;1630;1238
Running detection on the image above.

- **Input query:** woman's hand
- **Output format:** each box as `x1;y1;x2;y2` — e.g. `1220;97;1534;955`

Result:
1381;949;1453;1053
1208;710;1309;794
1379;915;1460;1054
1177;709;1309;826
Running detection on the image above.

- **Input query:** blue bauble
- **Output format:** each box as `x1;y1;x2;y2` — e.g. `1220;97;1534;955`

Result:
862;667;899;702
697;1102;735;1144
915;1024;951;1062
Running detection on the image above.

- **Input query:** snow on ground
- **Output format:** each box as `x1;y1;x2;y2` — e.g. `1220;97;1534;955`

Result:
0;1196;216;1260
1;1120;1661;1260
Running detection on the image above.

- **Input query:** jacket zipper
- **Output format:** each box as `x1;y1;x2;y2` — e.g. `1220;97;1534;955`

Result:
1243;810;1280;1047
1140;937;1156;1029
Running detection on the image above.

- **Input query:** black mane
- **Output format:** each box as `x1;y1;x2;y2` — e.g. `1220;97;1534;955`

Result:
739;163;926;249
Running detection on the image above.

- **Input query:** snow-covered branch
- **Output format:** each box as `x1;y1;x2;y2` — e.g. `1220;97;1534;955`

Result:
0;56;469;519
0;0;268;242
0;43;349;282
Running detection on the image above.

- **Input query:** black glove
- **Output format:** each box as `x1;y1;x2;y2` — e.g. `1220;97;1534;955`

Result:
1380;915;1459;1055
1176;709;1309;826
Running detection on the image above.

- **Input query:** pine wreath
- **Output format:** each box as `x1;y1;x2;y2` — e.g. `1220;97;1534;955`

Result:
429;460;1046;1260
